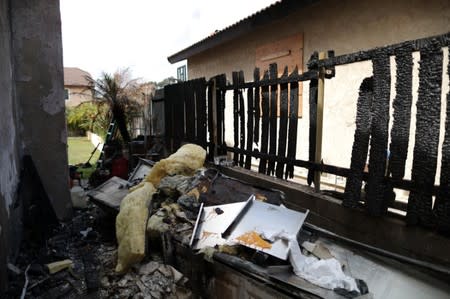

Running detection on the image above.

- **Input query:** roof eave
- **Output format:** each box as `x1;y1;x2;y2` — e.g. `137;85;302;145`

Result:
167;0;317;64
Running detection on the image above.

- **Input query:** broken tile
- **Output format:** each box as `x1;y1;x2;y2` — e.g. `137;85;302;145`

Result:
139;261;159;275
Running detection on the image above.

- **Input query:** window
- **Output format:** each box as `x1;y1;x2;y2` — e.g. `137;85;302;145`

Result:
177;65;187;82
255;33;304;117
64;88;69;100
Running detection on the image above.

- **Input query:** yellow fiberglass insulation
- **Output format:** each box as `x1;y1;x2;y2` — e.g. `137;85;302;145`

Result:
131;143;206;192
115;182;156;273
115;144;205;273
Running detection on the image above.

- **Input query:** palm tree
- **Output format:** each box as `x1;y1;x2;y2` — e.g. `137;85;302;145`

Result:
86;69;141;143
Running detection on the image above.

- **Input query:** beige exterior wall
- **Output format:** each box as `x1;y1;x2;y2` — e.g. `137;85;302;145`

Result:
188;0;450;80
185;0;450;193
65;86;93;107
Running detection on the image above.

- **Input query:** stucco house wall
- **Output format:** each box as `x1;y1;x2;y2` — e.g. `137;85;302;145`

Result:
183;0;450;190
65;85;93;107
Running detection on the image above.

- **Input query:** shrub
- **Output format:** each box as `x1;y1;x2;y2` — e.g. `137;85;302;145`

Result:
66;102;109;137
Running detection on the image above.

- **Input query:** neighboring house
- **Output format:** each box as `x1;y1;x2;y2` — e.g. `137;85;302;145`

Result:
168;0;450;189
64;67;93;107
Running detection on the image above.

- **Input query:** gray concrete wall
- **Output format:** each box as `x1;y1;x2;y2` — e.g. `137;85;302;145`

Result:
11;0;72;220
0;0;21;290
0;0;72;291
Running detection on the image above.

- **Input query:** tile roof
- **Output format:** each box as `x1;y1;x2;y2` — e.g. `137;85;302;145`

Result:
64;67;92;86
167;0;315;63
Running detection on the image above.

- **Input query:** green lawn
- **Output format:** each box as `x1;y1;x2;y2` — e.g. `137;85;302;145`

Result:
67;137;101;178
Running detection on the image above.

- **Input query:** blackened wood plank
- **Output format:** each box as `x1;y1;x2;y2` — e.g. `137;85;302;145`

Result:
307;79;318;185
343;77;374;208
164;84;174;152
407;45;443;226
196;78;207;148
217;75;227;155
238;71;246;167
389;47;413;180
276;67;289;179
207;79;215;158
366;53;391;216
185;81;196;143
267;63;278;175
258;71;270;174
286;67;299;179
232;72;240;165
245;73;254;169
434;50;450;234
253;68;261;145
176;83;186;149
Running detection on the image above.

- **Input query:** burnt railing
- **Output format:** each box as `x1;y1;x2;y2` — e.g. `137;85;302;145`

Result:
164;32;450;234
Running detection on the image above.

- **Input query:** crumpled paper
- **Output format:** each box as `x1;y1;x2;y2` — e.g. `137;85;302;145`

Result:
260;230;359;293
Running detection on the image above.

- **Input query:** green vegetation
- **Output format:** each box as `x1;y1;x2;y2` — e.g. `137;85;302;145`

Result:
67;137;101;178
66;102;109;137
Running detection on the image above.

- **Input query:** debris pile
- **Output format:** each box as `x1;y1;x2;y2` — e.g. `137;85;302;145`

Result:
5;143;369;298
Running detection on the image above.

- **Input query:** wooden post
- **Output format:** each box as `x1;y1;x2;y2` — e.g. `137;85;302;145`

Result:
314;52;326;192
212;78;218;157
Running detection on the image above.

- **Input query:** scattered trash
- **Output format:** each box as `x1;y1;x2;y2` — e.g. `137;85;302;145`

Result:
7;263;22;276
45;259;74;274
191;201;246;250
223;196;309;260
88;176;130;211
301;241;335;260
19;265;31;299
71;179;87;209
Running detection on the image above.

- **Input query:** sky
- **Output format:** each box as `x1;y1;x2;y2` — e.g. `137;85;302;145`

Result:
60;0;277;82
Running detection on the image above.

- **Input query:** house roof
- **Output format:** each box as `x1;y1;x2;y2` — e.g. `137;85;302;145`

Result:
64;67;92;86
167;0;316;63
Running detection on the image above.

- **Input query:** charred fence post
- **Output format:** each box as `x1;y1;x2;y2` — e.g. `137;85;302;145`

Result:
407;43;443;226
238;71;246;167
245;72;255;169
207;79;215;159
267;63;279;175
185;80;195;143
343;77;374;208
253;68;261;146
365;52;391;216
276;67;289;179
195;78;207;149
216;74;227;156
258;71;270;174
164;84;174;152
388;45;414;180
232;72;240;165
307;51;319;187
434;49;450;234
286;67;300;179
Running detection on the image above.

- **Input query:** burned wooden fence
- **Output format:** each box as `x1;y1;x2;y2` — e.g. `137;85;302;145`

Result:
164;78;207;153
164;32;450;233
